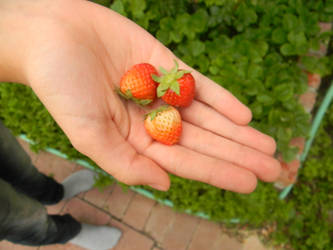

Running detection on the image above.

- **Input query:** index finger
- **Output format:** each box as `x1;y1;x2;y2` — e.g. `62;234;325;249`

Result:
192;70;253;125
156;56;253;125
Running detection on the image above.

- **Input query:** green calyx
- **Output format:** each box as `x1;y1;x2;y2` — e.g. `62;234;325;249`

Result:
145;105;170;121
152;60;191;98
117;89;152;106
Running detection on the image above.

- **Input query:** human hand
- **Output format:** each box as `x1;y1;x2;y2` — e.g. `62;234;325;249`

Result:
0;0;280;192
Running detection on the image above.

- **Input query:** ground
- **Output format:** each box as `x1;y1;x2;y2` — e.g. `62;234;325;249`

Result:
0;139;270;250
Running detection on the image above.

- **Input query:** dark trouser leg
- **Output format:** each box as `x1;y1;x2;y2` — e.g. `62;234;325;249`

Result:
0;178;81;245
0;120;63;204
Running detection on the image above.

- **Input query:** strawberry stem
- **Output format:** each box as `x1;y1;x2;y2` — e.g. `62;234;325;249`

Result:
155;60;191;98
146;105;170;121
117;88;152;106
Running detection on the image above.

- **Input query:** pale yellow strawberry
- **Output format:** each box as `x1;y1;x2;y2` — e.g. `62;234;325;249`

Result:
144;105;182;145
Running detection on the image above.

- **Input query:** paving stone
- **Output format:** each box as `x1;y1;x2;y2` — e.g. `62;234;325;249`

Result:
62;197;111;225
151;247;163;250
319;22;332;32
144;203;176;243
212;234;243;250
39;242;84;250
105;184;135;219
242;235;268;250
162;212;200;250
299;90;317;113
187;219;222;250
123;193;156;230
46;200;68;214
275;173;292;188
111;219;154;250
0;241;38;250
286;159;301;173
289;137;306;154
34;152;76;183
307;73;321;89
319;43;328;54
83;184;115;209
276;154;300;187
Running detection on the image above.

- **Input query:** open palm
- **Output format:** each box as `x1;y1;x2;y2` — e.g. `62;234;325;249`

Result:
22;0;280;193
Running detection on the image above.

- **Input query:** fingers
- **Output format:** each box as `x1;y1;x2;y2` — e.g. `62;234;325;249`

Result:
144;143;258;193
180;101;277;155
73;122;170;191
192;71;253;125
179;122;281;182
159;58;253;125
144;47;252;125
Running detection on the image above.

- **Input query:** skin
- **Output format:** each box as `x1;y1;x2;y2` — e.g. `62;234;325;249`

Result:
0;0;281;193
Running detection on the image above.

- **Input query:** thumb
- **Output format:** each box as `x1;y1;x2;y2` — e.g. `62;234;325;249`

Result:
72;121;170;191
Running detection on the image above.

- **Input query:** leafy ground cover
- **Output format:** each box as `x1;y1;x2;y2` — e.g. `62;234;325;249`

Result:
0;0;332;249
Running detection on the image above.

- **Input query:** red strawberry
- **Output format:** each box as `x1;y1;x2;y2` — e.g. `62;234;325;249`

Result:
152;61;195;107
144;105;182;145
118;63;158;105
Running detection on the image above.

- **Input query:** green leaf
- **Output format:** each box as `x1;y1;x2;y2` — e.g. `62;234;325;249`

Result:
247;64;263;79
176;13;191;33
272;28;286;44
110;0;126;16
301;56;330;76
117;89;132;100
282;146;299;163
159;67;169;75
159;17;174;31
235;4;258;31
147;105;169;121
189;40;206;57
273;83;294;102
280;43;295;56
257;94;274;106
209;65;219;75
176;71;186;79
170;81;180;95
152;74;161;82
130;0;146;18
133;98;152;106
191;9;209;33
156;29;170;45
93;0;111;7
324;2;333;13
287;31;307;46
282;13;298;31
157;84;169;97
250;101;263;118
170;31;183;43
256;41;269;57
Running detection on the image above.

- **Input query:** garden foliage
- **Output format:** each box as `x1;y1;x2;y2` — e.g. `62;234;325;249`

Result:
0;0;332;249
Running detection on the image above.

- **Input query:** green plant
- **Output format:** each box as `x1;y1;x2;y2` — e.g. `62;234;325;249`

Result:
1;0;333;249
271;100;333;249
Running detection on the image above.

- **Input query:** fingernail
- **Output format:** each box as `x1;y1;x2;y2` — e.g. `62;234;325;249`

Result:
148;184;168;191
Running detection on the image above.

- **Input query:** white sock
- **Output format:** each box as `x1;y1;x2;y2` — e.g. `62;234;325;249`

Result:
62;170;97;200
70;223;122;250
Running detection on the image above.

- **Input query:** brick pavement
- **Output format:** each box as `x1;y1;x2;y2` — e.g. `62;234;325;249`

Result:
0;139;270;250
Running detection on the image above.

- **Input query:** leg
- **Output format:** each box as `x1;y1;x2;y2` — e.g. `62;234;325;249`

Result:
0;178;122;249
0;120;63;204
0;178;81;246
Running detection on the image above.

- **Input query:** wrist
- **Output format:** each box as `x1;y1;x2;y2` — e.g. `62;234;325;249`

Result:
0;0;48;84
